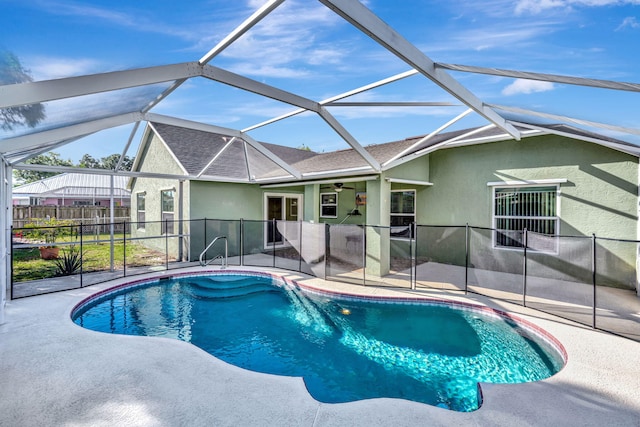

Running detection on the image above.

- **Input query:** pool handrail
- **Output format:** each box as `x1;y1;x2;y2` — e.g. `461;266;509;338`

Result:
199;236;227;268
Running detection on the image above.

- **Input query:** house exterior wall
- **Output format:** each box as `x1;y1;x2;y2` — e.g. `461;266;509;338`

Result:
130;131;187;259
131;127;639;288
422;134;639;287
424;135;638;236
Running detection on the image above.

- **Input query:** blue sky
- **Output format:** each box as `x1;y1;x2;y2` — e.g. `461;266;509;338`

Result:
1;0;639;162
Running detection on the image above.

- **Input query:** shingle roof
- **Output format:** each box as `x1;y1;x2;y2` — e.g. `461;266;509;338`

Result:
147;122;637;183
151;122;316;180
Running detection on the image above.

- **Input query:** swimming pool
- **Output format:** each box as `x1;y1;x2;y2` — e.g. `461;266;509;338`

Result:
72;271;566;412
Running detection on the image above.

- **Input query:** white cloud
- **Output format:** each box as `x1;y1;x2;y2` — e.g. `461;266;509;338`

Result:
515;0;640;15
502;79;555;95
26;57;103;80
617;16;640;30
515;0;567;14
216;0;349;78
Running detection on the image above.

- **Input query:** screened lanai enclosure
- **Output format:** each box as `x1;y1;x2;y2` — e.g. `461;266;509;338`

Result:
2;0;640;332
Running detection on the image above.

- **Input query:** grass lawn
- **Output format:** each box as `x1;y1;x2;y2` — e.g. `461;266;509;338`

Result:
12;235;174;282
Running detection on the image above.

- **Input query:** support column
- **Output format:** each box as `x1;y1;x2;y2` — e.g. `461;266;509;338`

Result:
0;158;11;323
304;184;320;222
109;174;114;272
637;162;640;297
365;175;390;277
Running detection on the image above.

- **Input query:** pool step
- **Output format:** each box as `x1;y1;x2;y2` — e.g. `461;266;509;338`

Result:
183;276;276;299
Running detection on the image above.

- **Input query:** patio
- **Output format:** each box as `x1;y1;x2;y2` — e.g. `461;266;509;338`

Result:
1;265;639;426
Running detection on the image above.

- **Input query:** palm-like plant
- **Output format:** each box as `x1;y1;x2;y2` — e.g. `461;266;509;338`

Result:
53;245;83;276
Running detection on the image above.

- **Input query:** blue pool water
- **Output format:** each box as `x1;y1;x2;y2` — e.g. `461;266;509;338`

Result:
72;273;565;412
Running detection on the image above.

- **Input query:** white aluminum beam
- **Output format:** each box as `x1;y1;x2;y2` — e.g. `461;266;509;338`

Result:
317;107;381;171
436;63;640;93
196;137;237;177
115;121;141;171
0;112;143;153
319;0;520;140
489;104;640;137
7;136;87;165
201;64;320;112
383;124;496;170
142;79;188;114
0;63;201;109
145;113;243;138
145;113;302;179
243;69;419;132
326;101;459;107
242;141;254;181
383;108;473;168
12;163;251;183
147;122;190;176
509;121;640;157
241;133;302;179
1;158;9;314
199;0;286;65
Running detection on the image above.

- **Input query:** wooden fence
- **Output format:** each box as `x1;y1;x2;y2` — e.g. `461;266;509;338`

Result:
13;206;131;228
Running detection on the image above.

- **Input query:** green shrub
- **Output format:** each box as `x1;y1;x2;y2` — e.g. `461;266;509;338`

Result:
53;245;83;276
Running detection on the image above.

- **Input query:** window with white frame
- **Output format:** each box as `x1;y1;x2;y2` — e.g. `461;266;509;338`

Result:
320;193;338;218
136;192;146;230
390;190;415;238
493;186;558;250
161;189;174;234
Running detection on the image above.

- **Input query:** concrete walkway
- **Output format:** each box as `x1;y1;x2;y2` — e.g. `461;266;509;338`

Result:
1;266;640;426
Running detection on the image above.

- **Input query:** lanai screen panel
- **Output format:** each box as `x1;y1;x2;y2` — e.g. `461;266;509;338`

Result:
0;83;174;140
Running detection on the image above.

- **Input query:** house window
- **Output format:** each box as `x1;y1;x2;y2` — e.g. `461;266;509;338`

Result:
320;193;338;218
390;190;415;238
161;190;174;234
493;186;558;250
136;192;146;230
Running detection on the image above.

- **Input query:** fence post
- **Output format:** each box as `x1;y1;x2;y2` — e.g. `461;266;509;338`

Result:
240;218;244;267
272;219;276;268
362;224;366;286
203;218;207;258
523;228;528;307
165;219;169;270
109;218;115;273
80;222;83;288
592;233;597;329
123;221;127;277
298;220;303;273
324;223;330;280
411;223;416;290
464;223;469;294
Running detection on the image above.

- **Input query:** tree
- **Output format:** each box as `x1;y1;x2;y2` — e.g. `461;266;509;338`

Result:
100;154;134;171
78;153;134;171
13;152;73;185
78;154;100;169
13;152;136;185
0;50;46;131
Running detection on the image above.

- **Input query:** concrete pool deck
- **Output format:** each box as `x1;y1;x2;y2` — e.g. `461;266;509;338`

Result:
1;266;639;426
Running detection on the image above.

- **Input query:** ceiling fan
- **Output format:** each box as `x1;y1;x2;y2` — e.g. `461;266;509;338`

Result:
320;182;354;192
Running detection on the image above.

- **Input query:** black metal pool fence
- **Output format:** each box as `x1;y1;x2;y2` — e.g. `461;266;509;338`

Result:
10;219;640;342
